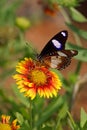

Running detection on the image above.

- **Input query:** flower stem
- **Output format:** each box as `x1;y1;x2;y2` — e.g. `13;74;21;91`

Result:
30;100;33;130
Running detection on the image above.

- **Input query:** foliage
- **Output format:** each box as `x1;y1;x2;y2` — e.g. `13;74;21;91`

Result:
0;0;87;130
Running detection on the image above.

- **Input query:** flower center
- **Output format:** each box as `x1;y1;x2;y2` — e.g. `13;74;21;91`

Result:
29;69;47;86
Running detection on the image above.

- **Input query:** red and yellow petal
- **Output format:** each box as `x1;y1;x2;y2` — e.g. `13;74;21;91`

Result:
13;58;62;100
0;115;20;130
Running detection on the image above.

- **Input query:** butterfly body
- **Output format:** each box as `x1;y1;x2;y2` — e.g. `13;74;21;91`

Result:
37;30;78;70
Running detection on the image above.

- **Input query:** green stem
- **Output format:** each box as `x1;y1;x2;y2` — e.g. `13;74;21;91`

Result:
75;61;82;75
67;111;77;129
58;6;71;24
73;32;82;46
30;100;33;130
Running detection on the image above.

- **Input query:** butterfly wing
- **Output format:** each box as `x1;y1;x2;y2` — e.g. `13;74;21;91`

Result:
37;30;78;70
37;30;68;60
42;50;78;70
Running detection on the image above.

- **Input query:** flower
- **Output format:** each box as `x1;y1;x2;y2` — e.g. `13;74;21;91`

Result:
43;4;58;16
38;1;58;16
13;58;62;100
0;115;20;130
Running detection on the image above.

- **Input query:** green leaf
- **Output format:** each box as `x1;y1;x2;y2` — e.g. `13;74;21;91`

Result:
55;103;68;130
40;126;52;130
16;112;24;125
67;111;77;129
12;85;30;108
58;103;68;120
66;43;87;62
70;7;87;22
68;73;78;84
80;108;87;128
20;120;30;130
35;96;63;127
66;23;87;40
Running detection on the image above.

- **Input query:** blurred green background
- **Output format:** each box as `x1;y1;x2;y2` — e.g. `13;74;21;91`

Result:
0;0;87;130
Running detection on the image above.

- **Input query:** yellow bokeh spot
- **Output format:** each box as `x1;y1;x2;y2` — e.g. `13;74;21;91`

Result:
30;69;47;86
16;17;31;30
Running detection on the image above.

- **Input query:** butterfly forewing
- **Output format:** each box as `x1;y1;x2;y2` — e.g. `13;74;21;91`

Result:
38;30;68;60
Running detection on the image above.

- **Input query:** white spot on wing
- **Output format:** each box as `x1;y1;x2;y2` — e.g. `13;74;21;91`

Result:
58;51;67;57
61;31;66;37
51;56;61;68
52;39;61;49
71;50;75;54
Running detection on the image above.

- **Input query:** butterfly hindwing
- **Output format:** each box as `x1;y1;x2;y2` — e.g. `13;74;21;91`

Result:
42;50;78;70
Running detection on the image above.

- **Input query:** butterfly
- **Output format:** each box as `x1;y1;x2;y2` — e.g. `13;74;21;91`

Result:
36;30;78;70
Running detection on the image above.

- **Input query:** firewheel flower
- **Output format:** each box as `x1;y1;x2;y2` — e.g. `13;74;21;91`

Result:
13;58;62;100
0;115;20;130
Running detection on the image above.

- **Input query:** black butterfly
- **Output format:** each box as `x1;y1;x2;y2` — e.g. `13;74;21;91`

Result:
36;30;78;70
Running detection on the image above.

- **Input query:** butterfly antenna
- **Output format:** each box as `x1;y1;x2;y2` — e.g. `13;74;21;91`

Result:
26;42;38;60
